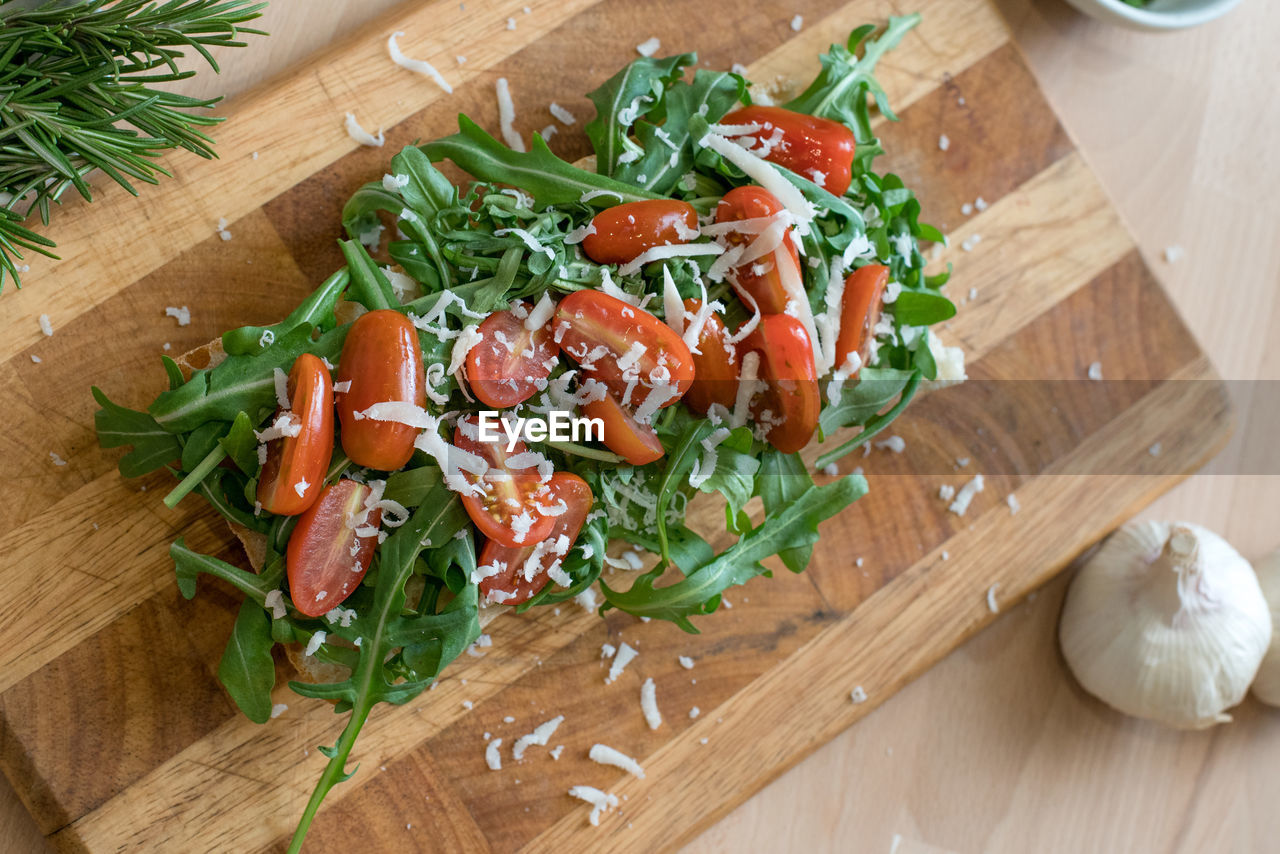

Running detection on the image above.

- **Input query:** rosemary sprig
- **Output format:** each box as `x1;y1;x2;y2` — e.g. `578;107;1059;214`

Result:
0;0;267;291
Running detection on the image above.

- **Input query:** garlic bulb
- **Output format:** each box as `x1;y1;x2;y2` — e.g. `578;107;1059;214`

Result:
1059;521;1271;729
1250;550;1280;706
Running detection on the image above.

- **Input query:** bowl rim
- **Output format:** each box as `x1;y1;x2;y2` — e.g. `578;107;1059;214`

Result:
1086;0;1245;29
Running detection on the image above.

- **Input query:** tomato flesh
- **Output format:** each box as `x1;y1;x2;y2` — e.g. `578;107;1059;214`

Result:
834;264;889;377
555;289;693;410
714;186;802;315
680;298;738;415
478;472;594;605
583;391;666;465
287;479;382;617
465;301;558;408
336;309;426;471
453;415;555;548
739;314;820;455
720;105;857;196
581;200;699;265
257;353;334;516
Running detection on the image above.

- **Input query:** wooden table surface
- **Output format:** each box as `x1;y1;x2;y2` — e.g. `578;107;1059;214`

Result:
3;0;1277;851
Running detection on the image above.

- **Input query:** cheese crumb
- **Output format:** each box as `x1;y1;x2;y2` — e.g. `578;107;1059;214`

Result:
264;590;287;619
1087;361;1103;381
1006;493;1021;515
589;743;645;778
485;738;503;770
938;483;956;502
678;655;695;670
1149;442;1163;457
462;700;473;710
568;785;619;826
30;354;41;363
948;474;984;516
164;305;191;326
1164;244;1185;263
875;435;906;454
640;677;662;730
270;703;288;719
549;102;576;125
850;686;868;704
961;233;982;252
550;744;564;760
49;451;67;466
689;706;701;719
386;31;453;93
938;133;950;151
513;715;564;760
495;78;525;152
506;16;516;30
606;642;637;684
344;112;385;147
636;37;660;57
304;630;326;657
216;217;232;241
986;583;1000;614
790;14;803;31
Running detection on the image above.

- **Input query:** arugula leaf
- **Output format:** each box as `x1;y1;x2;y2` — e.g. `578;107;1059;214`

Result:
817;367;917;435
892;290;956;326
218;599;276;724
92;386;181;477
339;239;398;311
601;474;868;631
172;538;283;601
221;267;350;356
219;411;260;476
816;370;922;469
423;116;662;208
586;53;692;176
149;323;348;433
756;449;816;573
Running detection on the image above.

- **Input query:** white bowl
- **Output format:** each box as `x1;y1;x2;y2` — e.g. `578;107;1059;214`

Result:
1062;0;1244;31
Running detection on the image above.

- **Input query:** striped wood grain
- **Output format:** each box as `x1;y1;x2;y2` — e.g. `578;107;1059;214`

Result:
0;0;1230;851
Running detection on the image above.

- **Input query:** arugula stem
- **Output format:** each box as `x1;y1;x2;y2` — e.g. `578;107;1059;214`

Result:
814;372;921;470
545;440;623;463
286;698;373;854
163;444;227;509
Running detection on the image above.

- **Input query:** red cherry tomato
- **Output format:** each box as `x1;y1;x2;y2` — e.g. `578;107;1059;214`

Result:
555;289;694;410
336;309;425;471
256;353;334;516
834;264;889;377
714;186;802;315
581;200;699;265
582;391;665;466
720;105;856;195
453;415;556;548
681;298;738;415
287;479;382;617
465;301;558;408
477;472;594;606
739;314;820;455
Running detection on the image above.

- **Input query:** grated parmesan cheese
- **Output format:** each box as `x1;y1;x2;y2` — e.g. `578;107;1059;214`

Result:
640;677;662;730
790;13;803;30
605;641;637;684
549;102;576;125
1087;361;1103;381
986;583;1000;614
678;655;695;670
525;291;556;329
344;112;385;147
589;743;645;778
485;738;503;770
850;686;868;704
938;133;950;151
699;132;815;230
635;37;660;57
948;473;984;516
164;306;191;327
264;589;287;619
875;435;906;454
270;703;288;719
568;785;618;826
386;31;452;93
617;242;724;277
513;715;564;760
495;78;525;152
1006;493;1021;515
304;631;326;657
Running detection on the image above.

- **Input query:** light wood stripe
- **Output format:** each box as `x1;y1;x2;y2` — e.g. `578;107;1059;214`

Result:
522;355;1231;852
0;0;600;365
53;604;599;852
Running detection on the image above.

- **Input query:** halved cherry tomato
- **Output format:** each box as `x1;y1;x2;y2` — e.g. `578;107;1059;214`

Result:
739;314;820;455
834;264;889;376
257;353;334;516
714;186;802;315
287;479;382;617
556;289;694;409
336;309;425;471
581;200;699;265
478;472;594;606
720;105;857;195
583;391;665;465
681;298;738;415
453;415;555;548
465;301;558;408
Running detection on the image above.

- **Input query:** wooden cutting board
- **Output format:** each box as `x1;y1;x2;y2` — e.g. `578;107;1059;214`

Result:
0;0;1232;851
